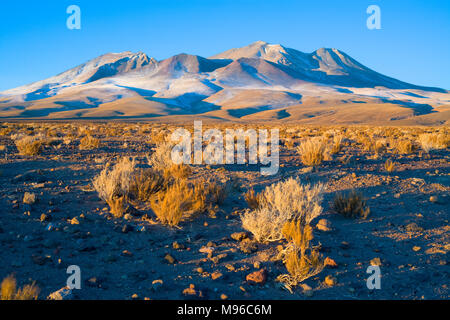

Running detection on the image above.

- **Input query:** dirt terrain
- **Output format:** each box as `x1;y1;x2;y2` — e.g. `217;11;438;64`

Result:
0;122;448;300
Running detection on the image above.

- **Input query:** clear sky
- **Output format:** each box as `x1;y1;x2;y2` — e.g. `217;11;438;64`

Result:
0;0;449;91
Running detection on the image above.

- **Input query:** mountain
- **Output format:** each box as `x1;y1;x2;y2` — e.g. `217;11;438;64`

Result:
0;41;449;124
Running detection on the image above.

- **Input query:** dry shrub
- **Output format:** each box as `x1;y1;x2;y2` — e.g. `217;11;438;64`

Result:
297;137;325;166
394;139;415;154
129;168;166;202
418;133;449;153
1;275;40;300
93;157;136;218
384;158;396;173
150;180;206;226
276;220;324;292
147;142;175;171
244;189;260;210
163;164;192;180
333;190;370;219
79;135;100;150
241;177;324;242
330;135;343;154
15;135;43;156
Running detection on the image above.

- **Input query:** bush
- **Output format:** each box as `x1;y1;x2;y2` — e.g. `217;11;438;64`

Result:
332;190;370;219
297;137;325;166
130;168;166;202
148;142;175;171
15;135;43;156
276;220;324;291
418;133;449;153
150;180;205;226
244;189;260;210
79;135;100;150
1;275;40;300
241;177;324;242
93;157;136;218
394;139;416;154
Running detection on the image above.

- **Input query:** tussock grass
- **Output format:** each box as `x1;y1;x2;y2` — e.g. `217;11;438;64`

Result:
297;137;325;166
1;275;40;300
333;190;370;219
15;135;43;156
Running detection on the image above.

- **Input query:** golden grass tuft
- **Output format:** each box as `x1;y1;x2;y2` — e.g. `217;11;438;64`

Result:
15;135;43;156
79;135;100;150
297;137;325;166
1;274;40;300
332;190;370;219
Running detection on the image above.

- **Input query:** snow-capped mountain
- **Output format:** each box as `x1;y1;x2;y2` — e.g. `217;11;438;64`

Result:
0;41;449;124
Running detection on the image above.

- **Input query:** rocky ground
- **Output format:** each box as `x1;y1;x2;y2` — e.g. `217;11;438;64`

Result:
0;124;449;300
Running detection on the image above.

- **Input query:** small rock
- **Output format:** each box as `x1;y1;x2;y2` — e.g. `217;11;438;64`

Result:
324;257;338;268
405;223;424;232
164;254;176;264
152;279;163;291
211;271;223;280
195;267;204;274
173;241;185;250
182;284;204;298
253;261;261;269
23;192;36;205
47;287;73;300
122;224;134;233
324;275;337;287
412;246;421;252
124;213;133;221
220;293;228;300
316;219;332;232
246;269;267;285
231;232;250;241
429;196;438;203
370;257;382;266
131;293;139;299
199;246;215;255
239;239;258;254
40;214;51;222
70;217;79;225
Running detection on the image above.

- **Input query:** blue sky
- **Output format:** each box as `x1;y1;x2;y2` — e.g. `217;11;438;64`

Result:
0;0;449;91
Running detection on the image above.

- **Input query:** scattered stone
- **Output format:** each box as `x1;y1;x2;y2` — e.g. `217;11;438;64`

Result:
164;254;176;264
47;287;73;300
182;284;204;298
199;246;215;255
253;261;261;269
324;275;337;287
225;264;235;272
23;192;36;205
413;246;421;252
40;214;51;222
207;241;216;247
220;293;228;300
324;257;338;268
152;279;163;291
316;219;332;232
70;217;80;225
124;213;133;221
246;269;267;285
231;232;250;241
239;239;258;254
300;284;313;296
131;293;139;299
173;241;185;250
121;224;134;233
405;223;424;232
429;196;438;203
196;267;204;274
211;271;223;280
211;253;228;264
122;250;133;257
370;257;382;266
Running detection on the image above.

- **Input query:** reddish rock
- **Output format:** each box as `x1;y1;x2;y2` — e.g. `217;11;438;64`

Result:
246;269;267;285
324;257;338;268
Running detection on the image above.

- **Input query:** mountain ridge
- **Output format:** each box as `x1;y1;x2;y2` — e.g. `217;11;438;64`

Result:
0;41;448;124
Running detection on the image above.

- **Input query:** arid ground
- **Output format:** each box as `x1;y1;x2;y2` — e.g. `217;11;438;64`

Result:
0;122;448;300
